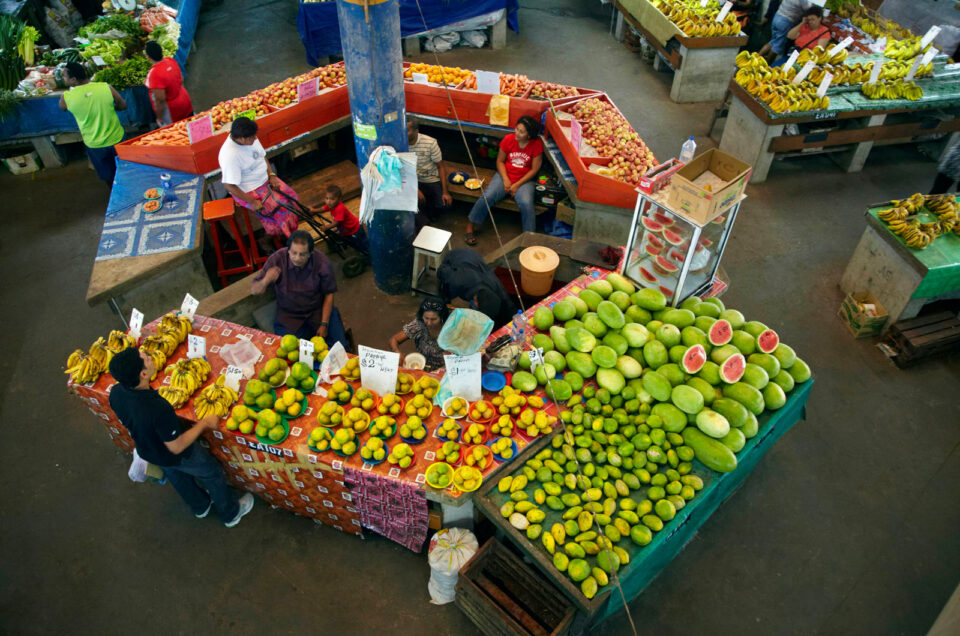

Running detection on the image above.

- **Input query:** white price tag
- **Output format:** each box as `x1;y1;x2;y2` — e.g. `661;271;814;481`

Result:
412;72;428;84
443;353;482;401
75;37;90;45
187;334;206;359
476;70;500;94
816;72;833;98
128;308;144;340
904;56;922;81
826;36;853;58
224;365;243;392
869;61;883;85
299;338;315;367
919;26;942;51
715;1;732;22
920;48;937;68
180;293;199;320
783;50;800;72
357;345;399;397
92;55;106;66
527;347;545;370
700;0;708;6
793;60;816;85
875;37;887;51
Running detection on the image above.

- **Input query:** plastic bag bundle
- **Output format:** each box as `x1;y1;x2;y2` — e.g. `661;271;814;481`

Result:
427;527;478;604
437;308;493;356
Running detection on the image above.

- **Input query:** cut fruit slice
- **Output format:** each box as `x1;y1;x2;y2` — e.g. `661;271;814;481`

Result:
669;249;686;263
659;285;675;298
653;255;679;275
681;344;707;374
647;234;665;249
644;243;661;257
757;329;780;354
720;353;746;383
639;267;658;283
712;215;726;225
653;212;675;227
699;237;714;248
662;229;684;246
708;319;733;346
641;217;664;232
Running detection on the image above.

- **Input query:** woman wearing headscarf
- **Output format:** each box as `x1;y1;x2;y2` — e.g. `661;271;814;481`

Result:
389;297;450;371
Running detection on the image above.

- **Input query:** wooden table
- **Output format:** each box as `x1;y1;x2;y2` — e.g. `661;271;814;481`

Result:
441;160;549;215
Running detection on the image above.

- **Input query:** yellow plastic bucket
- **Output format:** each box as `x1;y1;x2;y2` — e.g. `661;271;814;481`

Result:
519;246;559;297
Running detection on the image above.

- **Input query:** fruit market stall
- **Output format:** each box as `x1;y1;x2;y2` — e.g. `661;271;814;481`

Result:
715;49;960;183
841;194;960;331
612;0;748;103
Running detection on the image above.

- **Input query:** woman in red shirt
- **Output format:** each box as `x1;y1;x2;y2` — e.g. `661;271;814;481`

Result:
144;41;193;126
788;7;831;52
465;115;543;245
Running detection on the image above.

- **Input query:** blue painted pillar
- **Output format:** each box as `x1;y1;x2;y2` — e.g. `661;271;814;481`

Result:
336;0;413;295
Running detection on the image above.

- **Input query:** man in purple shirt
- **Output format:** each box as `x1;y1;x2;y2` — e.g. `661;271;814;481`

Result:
251;230;349;349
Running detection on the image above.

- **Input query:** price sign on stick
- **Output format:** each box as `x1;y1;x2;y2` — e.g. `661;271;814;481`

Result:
826;36;853;59
357;345;399;397
783;50;800;72
412;72;428;84
186;114;214;144
715;1;732;22
793;60;816;85
129;308;144;340
570;119;583;154
299;338;315;367
444;353;482;401
92;55;106;66
816;72;833;98
905;57;922;82
920;48;937;68
527;348;545;371
180;293;199;320
476;70;500;94
920;26;941;51
297;77;319;102
187;334;206;359
224;365;243;392
869;60;883;85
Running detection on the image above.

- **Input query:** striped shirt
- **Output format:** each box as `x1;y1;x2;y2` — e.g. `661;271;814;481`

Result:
411;133;442;183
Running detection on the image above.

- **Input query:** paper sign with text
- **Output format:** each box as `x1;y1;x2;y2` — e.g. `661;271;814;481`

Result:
527;348;545;370
920;26;941;50
299;338;315;367
570;119;583;154
793;61;816;85
443;353;482;401
412;72;428;84
186;114;214;145
716;1;732;22
297;77;319;102
180;293;199;320
869;60;883;85
224;365;243;392
826;36;853;58
92;55;106;66
783;50;800;72
920;48;937;68
476;70;500;94
129;308;144;340
187;334;206;359
816;72;833;98
357;345;399;397
905;56;922;81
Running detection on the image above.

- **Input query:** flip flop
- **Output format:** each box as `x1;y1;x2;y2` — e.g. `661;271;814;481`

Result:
464;232;478;246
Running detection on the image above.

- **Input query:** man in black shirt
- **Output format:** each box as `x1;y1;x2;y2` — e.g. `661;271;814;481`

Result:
436;249;516;329
108;348;253;527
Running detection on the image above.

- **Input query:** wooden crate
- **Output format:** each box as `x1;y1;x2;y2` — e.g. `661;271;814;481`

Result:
884;311;960;367
456;538;576;636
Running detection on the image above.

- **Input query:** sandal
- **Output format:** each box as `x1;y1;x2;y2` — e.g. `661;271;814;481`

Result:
464;232;478;246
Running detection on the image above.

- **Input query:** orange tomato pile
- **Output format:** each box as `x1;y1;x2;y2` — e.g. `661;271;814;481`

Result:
403;63;472;86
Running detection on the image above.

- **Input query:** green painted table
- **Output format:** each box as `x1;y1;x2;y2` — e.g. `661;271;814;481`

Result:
474;380;814;627
841;198;960;329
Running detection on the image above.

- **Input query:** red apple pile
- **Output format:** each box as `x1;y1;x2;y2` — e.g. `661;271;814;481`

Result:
209;95;268;129
570;98;656;186
530;82;579;99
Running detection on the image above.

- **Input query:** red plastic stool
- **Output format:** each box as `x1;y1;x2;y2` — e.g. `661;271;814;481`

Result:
235;206;271;267
203;198;253;287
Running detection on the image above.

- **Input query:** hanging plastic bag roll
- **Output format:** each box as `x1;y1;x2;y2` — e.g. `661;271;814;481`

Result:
427;527;478;604
436;308;493;356
320;341;349;385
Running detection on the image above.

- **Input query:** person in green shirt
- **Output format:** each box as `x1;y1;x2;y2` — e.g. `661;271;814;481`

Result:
58;61;127;186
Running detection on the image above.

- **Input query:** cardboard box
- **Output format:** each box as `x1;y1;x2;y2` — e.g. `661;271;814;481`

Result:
838;291;889;338
555;201;576;226
667;149;751;225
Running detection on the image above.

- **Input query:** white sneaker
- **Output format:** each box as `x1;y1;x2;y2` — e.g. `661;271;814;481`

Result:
194;501;212;519
224;493;254;528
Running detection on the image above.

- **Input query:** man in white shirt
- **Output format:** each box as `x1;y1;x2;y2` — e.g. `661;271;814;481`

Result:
219;117;307;238
407;120;452;227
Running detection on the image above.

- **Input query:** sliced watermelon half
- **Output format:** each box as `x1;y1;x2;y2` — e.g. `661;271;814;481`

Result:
681;344;707;374
653;255;679;275
699;237;714;248
720;353;746;383
659;285;675;298
708;319;733;346
669;249;686;262
639;267;658;283
644;243;661;257
641;217;664;232
662;228;684;246
712;215;726;225
653;212;675;227
647;233;665;249
757;329;780;354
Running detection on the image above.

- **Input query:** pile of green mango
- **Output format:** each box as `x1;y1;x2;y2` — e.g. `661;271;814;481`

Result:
493;273;812;600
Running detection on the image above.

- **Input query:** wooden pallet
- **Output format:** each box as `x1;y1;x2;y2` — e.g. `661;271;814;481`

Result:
883;311;960;367
456;538;576;636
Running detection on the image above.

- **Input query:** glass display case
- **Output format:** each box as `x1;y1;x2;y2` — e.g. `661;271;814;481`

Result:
621;192;742;306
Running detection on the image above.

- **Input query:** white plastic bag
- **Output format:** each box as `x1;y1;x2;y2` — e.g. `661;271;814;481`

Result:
359;146;419;223
219;338;262;379
427;528;478;604
128;449;148;482
320;341;349;385
423;32;460;53
460;30;488;49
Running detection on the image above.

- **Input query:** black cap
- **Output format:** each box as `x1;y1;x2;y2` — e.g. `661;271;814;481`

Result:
109;347;144;388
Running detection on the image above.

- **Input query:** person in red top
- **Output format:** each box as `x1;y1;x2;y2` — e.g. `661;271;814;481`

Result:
144;41;193;126
319;184;368;255
787;7;831;52
465;115;543;245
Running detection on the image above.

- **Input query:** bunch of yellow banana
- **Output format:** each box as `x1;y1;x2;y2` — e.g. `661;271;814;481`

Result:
106;329;137;353
898;223;936;249
88;337;113;369
660;0;739;36
878;205;909;223
880;193;959;249
925;194;959;233
194;380;238;419
158;386;192;409
861;80;922;101
885;37;928;61
797;46;848;66
64;349;105;384
164;357;212;394
874;60;934;81
137;345;167;381
158;312;192;343
891;192;926;214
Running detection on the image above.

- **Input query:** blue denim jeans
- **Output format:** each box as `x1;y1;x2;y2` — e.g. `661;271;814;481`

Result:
274;306;349;352
467;173;536;233
85;143;118;186
769;13;793;56
161;444;239;521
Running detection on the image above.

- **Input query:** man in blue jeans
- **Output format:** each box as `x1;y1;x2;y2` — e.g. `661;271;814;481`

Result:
250;230;350;351
108;348;254;527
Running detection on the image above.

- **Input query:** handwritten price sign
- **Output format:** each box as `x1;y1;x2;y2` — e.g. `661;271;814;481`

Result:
357;345;399;397
444;353;482;401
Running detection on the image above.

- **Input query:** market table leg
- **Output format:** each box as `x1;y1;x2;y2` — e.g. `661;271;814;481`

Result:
109;255;215;320
720;95;783;183
403;36;420;56
671;46;739;104
612;10;626;41
490;15;507;49
832;114;886;174
32;135;65;169
442;498;475;529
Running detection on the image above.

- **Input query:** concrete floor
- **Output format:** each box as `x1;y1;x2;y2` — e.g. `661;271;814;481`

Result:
2;0;959;634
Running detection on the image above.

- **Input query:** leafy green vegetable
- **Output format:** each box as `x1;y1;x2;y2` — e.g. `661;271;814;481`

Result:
93;55;151;89
78;14;144;39
0;88;22;120
80;39;125;65
149;21;181;58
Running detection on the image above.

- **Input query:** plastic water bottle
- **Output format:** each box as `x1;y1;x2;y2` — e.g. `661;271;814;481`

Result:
679;136;697;163
511;311;528;344
160;173;177;203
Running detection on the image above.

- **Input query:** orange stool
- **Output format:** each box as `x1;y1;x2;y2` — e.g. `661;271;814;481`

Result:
203;198;253;287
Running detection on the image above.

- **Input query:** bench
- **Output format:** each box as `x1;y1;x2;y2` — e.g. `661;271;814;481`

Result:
440;160;549;216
